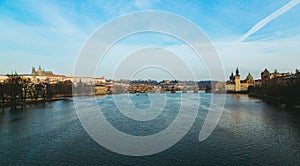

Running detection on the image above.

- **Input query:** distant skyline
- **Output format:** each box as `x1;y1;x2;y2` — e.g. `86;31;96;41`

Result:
1;0;300;80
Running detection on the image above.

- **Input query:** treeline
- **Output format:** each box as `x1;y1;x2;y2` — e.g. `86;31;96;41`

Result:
249;77;300;108
0;74;73;104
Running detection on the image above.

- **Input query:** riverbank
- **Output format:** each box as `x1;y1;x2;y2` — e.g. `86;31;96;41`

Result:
226;90;248;94
249;89;300;110
0;98;71;108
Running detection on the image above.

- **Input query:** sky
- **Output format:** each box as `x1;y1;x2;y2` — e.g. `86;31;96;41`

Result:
0;0;300;80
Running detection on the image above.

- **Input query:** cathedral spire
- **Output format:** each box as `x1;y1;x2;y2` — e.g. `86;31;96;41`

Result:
37;65;43;75
32;66;36;75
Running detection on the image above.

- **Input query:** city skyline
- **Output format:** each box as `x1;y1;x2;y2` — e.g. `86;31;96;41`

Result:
1;0;300;80
1;64;298;83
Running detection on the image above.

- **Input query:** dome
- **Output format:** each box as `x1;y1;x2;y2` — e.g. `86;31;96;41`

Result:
246;73;253;80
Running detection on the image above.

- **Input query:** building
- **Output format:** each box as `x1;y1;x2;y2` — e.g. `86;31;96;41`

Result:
0;75;8;83
0;65;108;85
32;65;54;76
226;67;255;92
240;73;255;91
160;80;177;89
29;65;65;84
261;68;293;85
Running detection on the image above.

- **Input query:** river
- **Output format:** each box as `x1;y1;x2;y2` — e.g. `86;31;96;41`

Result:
0;93;300;165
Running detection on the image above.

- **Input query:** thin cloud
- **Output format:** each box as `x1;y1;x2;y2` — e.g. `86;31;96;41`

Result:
217;35;300;79
134;0;160;10
237;0;300;42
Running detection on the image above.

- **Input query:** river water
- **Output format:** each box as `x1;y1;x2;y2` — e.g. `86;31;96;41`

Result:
0;93;300;165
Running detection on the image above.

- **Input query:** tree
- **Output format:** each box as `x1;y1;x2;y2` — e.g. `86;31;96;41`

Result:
5;73;23;102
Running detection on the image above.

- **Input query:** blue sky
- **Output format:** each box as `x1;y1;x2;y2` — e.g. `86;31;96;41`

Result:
0;0;300;80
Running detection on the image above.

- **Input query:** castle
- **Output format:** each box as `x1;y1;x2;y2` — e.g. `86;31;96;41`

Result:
0;65;107;85
226;67;255;92
32;65;54;76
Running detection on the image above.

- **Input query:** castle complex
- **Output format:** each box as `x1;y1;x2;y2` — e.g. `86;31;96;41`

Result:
32;65;54;76
0;65;106;85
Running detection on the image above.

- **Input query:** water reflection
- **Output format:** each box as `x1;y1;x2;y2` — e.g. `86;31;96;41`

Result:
0;94;299;165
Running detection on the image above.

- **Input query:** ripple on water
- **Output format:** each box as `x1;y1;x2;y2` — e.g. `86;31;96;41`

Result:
0;94;299;165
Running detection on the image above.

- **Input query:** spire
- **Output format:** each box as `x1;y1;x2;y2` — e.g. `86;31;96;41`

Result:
229;72;234;81
37;65;43;75
235;67;240;76
32;67;36;75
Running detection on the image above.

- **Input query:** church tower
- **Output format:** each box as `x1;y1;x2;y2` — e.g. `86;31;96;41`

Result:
38;65;43;76
32;67;36;75
234;67;240;91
